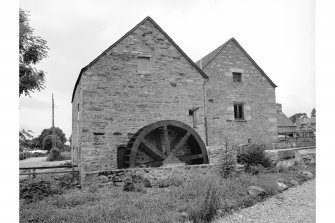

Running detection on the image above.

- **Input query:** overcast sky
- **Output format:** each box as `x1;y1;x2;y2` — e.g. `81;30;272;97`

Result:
19;0;315;138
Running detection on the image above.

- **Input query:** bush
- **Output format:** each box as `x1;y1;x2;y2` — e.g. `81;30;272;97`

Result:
237;144;271;172
123;173;151;193
47;147;64;161
156;176;183;188
20;176;63;203
218;141;237;178
42;135;63;152
19;151;31;160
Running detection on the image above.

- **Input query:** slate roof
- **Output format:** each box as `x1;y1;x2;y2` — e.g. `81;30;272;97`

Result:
71;16;208;102
277;111;297;127
196;38;277;88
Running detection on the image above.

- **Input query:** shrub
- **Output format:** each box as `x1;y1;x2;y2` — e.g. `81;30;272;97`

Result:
237;144;271;172
19;151;31;160
47;147;64;161
188;184;221;222
156;176;183;188
247;164;268;175
218;140;237;178
42;135;63;152
20;176;63;203
123;173;151;193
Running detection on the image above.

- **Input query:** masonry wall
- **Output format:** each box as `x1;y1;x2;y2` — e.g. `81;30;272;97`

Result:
71;79;83;166
76;20;206;175
83;145;227;186
204;41;278;148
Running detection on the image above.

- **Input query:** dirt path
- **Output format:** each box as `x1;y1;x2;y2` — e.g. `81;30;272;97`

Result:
215;179;315;223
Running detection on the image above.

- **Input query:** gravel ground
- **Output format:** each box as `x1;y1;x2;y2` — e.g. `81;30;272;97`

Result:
215;179;315;223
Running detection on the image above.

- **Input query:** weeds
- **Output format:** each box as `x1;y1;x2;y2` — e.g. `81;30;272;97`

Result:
20;161;315;223
156;176;183;188
218;138;237;178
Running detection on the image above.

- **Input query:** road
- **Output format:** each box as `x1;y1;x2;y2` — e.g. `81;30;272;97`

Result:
215;179;315;223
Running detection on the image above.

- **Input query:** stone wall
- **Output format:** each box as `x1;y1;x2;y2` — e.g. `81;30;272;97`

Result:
73;19;207;183
83;164;218;187
82;145;232;187
203;39;278;148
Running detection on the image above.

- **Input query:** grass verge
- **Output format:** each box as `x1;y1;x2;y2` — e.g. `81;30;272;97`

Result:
20;164;315;223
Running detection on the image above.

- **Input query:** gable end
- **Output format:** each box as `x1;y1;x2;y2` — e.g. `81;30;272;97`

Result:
71;16;208;102
197;38;277;88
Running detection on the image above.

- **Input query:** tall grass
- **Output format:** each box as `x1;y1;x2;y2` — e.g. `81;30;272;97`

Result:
20;164;315;223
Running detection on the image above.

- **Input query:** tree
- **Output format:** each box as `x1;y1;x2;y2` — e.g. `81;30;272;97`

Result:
19;8;49;97
19;129;33;151
311;108;316;118
42;135;63;152
37;127;67;149
289;113;307;123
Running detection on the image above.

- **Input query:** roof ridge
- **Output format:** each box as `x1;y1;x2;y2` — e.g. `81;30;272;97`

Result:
71;16;208;102
197;38;277;88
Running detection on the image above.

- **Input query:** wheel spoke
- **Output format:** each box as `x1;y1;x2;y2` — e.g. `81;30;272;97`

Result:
141;138;167;160
173;131;191;155
163;124;171;155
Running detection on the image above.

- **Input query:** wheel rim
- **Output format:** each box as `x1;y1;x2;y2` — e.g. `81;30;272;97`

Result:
124;120;208;168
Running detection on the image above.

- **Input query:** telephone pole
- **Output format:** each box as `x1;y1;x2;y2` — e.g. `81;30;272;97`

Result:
52;94;56;148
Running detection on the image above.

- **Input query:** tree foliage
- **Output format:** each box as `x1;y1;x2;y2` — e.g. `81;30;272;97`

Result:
311;108;316;118
37;127;67;150
42;135;63;152
19;129;34;151
19;8;49;97
289;113;307;123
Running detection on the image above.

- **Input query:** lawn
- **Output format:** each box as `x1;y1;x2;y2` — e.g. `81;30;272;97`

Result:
19;163;315;223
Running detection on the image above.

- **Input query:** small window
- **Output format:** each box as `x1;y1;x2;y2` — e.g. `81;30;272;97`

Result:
233;72;242;82
189;107;199;128
234;103;244;120
138;56;150;72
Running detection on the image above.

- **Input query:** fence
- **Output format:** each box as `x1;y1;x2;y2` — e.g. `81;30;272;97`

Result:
19;165;78;178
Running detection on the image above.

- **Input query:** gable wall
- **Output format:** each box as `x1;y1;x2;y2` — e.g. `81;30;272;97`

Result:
71;78;83;166
78;20;206;174
204;41;278;147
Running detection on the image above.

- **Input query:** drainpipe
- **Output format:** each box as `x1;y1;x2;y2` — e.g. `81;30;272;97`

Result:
203;78;209;146
200;57;209;146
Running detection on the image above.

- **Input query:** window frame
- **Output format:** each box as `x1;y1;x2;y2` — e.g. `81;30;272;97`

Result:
234;102;244;120
232;72;242;82
137;56;151;73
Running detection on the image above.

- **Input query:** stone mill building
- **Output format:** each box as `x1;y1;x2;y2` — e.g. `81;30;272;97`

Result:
71;16;278;184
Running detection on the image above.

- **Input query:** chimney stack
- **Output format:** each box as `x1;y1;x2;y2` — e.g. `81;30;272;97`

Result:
276;103;282;112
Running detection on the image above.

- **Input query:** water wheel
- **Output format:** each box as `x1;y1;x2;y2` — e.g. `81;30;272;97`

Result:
120;120;209;168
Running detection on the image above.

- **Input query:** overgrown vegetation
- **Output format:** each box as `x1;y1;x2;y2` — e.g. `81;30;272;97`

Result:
218;138;237;178
19;151;47;160
156;175;184;188
20;162;315;223
122;173;151;193
47;147;65;161
237;144;272;173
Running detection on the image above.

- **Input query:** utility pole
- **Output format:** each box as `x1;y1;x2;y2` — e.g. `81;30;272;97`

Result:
52;93;56;148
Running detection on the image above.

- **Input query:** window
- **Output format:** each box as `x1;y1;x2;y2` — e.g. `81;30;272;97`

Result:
138;56;150;72
233;72;242;82
189;107;199;128
234;103;244;120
